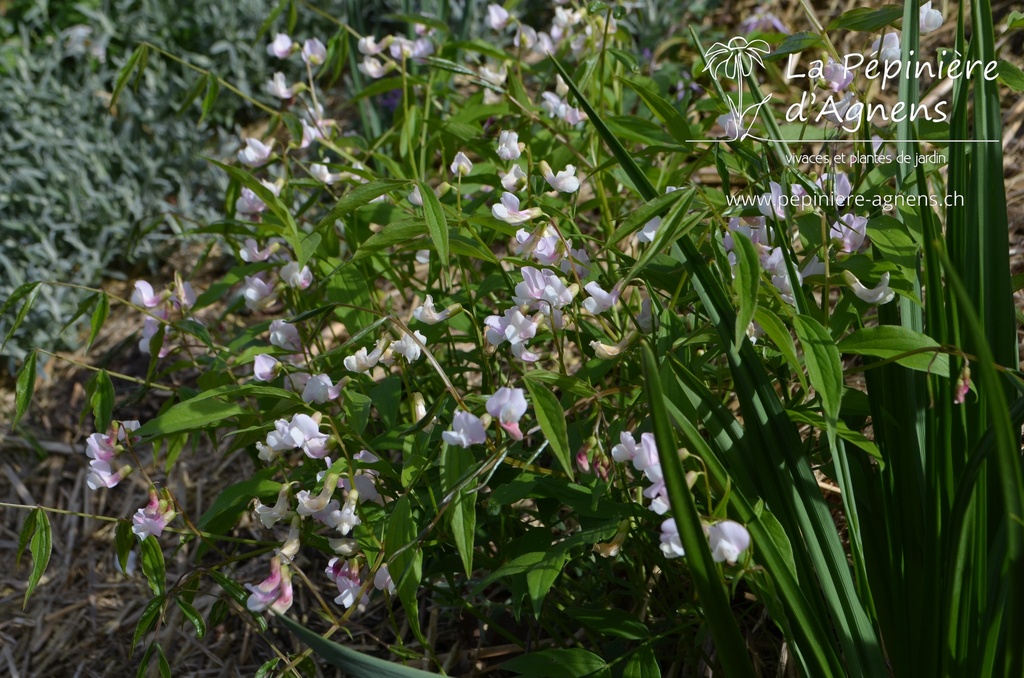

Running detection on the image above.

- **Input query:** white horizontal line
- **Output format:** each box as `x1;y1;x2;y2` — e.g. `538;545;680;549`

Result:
685;139;1001;144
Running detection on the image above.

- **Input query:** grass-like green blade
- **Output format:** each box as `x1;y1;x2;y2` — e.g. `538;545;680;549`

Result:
277;614;439;677
641;344;756;678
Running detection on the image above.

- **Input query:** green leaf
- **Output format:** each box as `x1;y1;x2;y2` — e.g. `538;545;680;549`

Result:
140;536;166;596
316;179;411;232
441;445;476;578
134;396;248;441
523;380;573;478
793;315;843;428
550;57;654;198
87;291;109;350
175;597;207;639
198;472;282;535
116;520;135;576
200;73;220;125
623;646;660;678
837;326;950;377
565;607;649;640
133;599;164;655
2;282;41;352
765;33;823;61
111;44;146;109
1007;11;1024;30
296;232;322;269
523;369;596;398
996;59;1024;92
526;549;567;616
13;350;37;428
619;77;693;145
826;5;904;32
419;180;449;269
277;614;440;676
385;496;424;641
610;188;687;245
501;648;607;677
731;232;760;348
91;369;115;433
28;509;51;607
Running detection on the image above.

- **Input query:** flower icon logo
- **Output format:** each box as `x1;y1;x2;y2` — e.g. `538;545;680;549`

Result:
703;37;772;141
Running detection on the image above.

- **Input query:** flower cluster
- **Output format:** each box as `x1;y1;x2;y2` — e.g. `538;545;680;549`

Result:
611;430;751;563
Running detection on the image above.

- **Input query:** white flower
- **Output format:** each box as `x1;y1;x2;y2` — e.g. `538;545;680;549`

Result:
321;494;361;535
717;111;747;140
512;266;575;311
515;225;562;266
344;340;388;373
637;216;661;243
358;55;388;79
238;138;274;166
131;280;162;308
255;486;292;528
660;518;685;559
373;564;396;594
408;185;424;206
871;33;901;65
280;262;313;289
243;275;277;311
582;281;621;315
296;480;337;517
822;57;853;93
500;164;527;192
496;130;521;161
515;24;537;50
920;2;943;34
302;374;341;404
486;387;528;440
265;72;295;99
484;307;537;347
843;270;895;305
830;214;867;253
269;319;302;352
236;188;266;216
302;38;327;66
358;36;389;55
392;329;426;362
492;192;543;224
253;354;280;382
539;161;580;193
442;410;487;447
450;151;473;177
267;33;294;58
240;238;274;262
310;163;343;185
707;520;751;563
412;294;454;324
486;4;510;30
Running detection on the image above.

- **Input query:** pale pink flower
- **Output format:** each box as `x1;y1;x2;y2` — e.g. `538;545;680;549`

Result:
486;387;528;440
280;262;313;289
266;72;295;99
493;192;544;225
243;275;277;312
302;374;341;404
246;556;293;613
301;38;327;66
373;564;395;594
86;459;132;490
708;520;751;563
358;56;388;79
500;164;527;192
486;4;510;30
269;319;302;352
267;33;294;58
344;339;388;373
582;282;621;315
132;489;176;540
238;137;274;166
131;280;163;308
823;57;853;92
357;36;389;55
659;518;685;558
240;238;274;262
254;486;292;528
830;214;868;253
442;410;487;448
412;295;455;324
328;558;367;609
